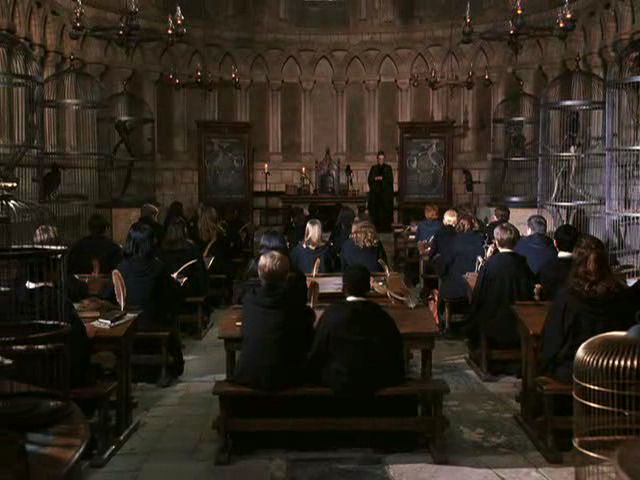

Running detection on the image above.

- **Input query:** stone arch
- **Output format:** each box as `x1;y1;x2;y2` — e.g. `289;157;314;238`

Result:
411;53;429;74
471;46;491;69
27;2;45;46
250;55;269;82
43;12;61;51
346;55;366;81
282;55;301;81
11;0;30;37
314;56;333;81
219;52;238;77
377;54;399;80
187;49;205;70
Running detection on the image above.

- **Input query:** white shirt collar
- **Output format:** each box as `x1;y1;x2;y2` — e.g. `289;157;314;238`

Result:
558;251;573;258
497;248;514;253
346;296;367;302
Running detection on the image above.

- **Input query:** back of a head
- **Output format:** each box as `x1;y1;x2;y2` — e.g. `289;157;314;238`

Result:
163;218;189;250
424;204;439;221
456;214;475;233
527;215;547;235
259;230;288;256
141;203;159;220
166;201;184;219
494;206;510;222
351;221;379;248
343;265;371;298
569;234;619;297
337;206;355;228
554;224;579;252
303;219;323;249
443;209;459;227
258;251;290;286
124;222;155;259
494;222;520;250
198;205;222;242
33;224;60;246
88;213;109;236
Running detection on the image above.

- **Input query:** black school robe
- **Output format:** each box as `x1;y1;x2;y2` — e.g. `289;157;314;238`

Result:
436;231;485;301
67;234;123;275
367;163;394;232
538;255;573;301
307;299;405;396
468;251;535;348
290;243;334;274
514;233;557;276
540;287;637;383
233;283;315;391
340;239;387;273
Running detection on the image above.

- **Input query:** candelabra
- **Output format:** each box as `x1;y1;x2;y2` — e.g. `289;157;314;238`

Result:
164;64;241;91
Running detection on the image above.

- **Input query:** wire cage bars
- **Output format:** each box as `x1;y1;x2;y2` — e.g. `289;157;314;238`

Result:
490;90;540;207
573;332;640;480
539;62;606;237
43;58;109;244
605;40;640;279
102;84;156;206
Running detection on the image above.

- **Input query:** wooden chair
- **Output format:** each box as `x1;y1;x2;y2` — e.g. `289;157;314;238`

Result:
532;376;573;463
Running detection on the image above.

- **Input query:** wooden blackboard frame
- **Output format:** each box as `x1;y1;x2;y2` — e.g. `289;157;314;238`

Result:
197;121;252;210
398;121;454;211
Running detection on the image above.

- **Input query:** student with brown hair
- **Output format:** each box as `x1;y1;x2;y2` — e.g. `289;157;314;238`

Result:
340;221;387;273
485;205;511;243
416;204;443;242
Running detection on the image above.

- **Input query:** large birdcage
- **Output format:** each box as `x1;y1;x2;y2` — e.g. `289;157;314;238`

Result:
573;331;640;479
605;40;640;278
43;58;109;244
539;61;606;236
490;90;540;207
102;83;156;206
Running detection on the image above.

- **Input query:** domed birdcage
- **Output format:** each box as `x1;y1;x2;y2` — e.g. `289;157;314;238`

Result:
539;60;606;237
605;39;640;279
102;83;156;206
573;331;640;479
490;90;540;207
43;58;109;244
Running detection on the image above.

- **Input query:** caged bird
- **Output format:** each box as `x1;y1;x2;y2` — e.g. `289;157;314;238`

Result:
34;163;62;202
113;120;137;199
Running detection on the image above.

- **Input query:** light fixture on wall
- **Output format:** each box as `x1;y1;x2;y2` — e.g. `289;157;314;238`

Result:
411;55;493;90
462;0;576;57
69;0;187;54
163;64;242;91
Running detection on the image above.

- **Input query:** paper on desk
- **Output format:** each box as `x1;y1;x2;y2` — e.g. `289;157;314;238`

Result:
91;313;137;328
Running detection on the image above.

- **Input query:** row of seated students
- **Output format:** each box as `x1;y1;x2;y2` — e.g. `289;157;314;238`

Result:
234;252;405;393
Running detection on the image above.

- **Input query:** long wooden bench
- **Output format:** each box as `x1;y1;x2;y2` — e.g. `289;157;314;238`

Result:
212;379;450;465
177;296;212;340
132;332;172;386
533;376;573;463
466;333;521;381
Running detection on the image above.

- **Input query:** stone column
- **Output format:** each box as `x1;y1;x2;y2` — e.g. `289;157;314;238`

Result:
359;0;367;19
269;80;282;161
235;79;251;122
397;78;411;122
204;89;218;120
279;0;287;19
334;80;347;155
364;78;379;155
301;78;315;161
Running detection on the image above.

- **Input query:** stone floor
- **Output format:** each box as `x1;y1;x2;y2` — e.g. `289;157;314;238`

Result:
85;310;576;480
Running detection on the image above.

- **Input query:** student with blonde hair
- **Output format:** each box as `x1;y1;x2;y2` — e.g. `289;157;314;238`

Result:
339;221;387;272
430;208;459;259
290;219;334;274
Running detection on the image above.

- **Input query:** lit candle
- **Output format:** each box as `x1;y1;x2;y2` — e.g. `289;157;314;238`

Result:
302;166;306;175
264;163;269;173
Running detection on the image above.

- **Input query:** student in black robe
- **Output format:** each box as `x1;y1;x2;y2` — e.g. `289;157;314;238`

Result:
290;219;334;274
430;209;458;259
163;201;187;232
538;224;579;301
138;203;164;247
514;215;557;276
367;150;394;233
340;221;387;273
116;222;183;380
468;222;535;350
197;205;231;277
416;204;443;242
284;207;307;249
540;235;637;383
484;206;511;244
307;265;405;395
329;206;355;263
67;214;123;275
233;251;315;391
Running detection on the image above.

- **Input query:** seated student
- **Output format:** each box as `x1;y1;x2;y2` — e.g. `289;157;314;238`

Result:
416;204;443;243
233;251;315;391
329;206;356;260
538;224;579;301
541;235;637;384
468;222;535;350
117;222;183;379
138;203;164;247
340;221;387;273
485;206;511;244
159;218;207;302
436;214;485;304
430;209;458;259
163;201;187;232
290;219;334;274
67;214;123;275
514;215;556;276
197;205;230;271
307;265;405;395
284;207;307;248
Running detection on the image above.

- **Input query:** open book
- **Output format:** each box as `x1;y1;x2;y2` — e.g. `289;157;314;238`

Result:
203;239;216;271
171;259;198;287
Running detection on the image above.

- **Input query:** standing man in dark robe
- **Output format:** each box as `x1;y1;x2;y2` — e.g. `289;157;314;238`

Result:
367;150;394;233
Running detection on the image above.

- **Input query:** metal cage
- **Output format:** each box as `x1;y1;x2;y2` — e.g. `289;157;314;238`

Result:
539;63;606;236
43;59;109;244
102;85;156;206
573;332;640;479
490;90;540;207
605;40;640;278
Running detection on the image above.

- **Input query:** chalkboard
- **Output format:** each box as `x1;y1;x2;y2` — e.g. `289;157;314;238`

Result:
197;122;252;207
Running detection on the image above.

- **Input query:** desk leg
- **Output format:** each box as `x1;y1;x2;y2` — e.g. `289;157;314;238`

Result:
225;345;236;379
421;348;433;381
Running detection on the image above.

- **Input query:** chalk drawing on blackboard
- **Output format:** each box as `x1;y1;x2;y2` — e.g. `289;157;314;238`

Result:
204;137;247;199
404;137;445;198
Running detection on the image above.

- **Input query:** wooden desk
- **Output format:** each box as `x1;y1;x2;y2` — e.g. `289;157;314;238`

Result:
74;274;112;296
219;302;439;380
0;381;90;479
306;273;386;300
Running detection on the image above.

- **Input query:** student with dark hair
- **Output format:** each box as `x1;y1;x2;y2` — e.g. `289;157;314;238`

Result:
468;222;535;351
290;219;334;274
330;206;356;260
163;201;186;231
367;150;394;233
538;224;580;301
514;214;557;276
284;207;307;248
117;222;183;380
67;214;123;275
485;206;511;243
541;235;637;383
233;252;315;391
307;265;405;395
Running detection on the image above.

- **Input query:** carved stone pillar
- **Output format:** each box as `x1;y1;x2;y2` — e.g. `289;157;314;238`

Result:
269;80;282;160
301;78;315;160
396;78;411;122
235;79;251;122
334;80;347;155
364;78;379;155
204;89;218;120
42;51;63;79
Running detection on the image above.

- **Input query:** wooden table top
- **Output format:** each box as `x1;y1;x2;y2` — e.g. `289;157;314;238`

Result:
219;302;438;341
306;273;386;295
513;301;551;337
75;300;137;339
615;440;640;480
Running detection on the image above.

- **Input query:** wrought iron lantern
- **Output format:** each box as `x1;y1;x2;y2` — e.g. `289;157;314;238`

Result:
539;58;605;236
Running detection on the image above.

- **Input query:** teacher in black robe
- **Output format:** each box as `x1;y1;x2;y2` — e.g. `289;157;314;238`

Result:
367;150;394;233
